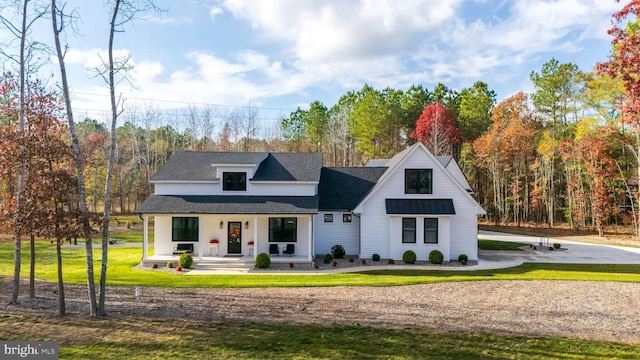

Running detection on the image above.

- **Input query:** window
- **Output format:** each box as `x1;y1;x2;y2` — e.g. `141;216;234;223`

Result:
405;169;432;194
269;217;297;242
172;217;199;241
324;214;333;223
424;218;438;243
223;172;247;191
342;214;352;223
402;218;416;243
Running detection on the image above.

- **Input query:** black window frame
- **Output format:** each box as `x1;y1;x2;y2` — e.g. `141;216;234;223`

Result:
223;171;247;191
342;213;352;223
424;218;438;244
269;217;297;242
324;214;333;223
405;169;433;194
402;218;416;243
172;217;199;242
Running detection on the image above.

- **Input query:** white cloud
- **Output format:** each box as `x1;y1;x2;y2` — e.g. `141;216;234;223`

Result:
221;0;461;63
66;0;621;117
209;6;223;18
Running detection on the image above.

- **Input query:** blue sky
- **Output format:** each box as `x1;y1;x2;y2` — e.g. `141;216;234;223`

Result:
2;0;622;131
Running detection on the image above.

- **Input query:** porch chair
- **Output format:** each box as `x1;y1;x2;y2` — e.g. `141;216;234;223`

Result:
283;244;295;256
269;244;279;256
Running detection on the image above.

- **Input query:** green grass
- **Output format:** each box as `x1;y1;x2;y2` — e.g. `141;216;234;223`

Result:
2;240;640;287
478;238;529;251
1;315;638;359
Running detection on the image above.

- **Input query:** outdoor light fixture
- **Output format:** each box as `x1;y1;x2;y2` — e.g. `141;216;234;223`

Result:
245;221;249;229
219;221;224;229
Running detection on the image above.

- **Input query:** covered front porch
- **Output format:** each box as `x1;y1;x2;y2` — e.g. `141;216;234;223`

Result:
140;213;315;262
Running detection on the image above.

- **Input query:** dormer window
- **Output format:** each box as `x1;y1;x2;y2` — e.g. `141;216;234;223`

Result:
405;169;432;194
223;172;247;191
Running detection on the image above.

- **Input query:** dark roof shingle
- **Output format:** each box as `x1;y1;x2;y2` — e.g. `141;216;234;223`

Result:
150;151;322;182
318;167;387;211
252;153;323;182
136;195;319;214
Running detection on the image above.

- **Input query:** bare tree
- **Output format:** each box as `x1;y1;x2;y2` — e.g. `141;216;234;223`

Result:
94;0;160;316
0;0;47;305
51;0;99;315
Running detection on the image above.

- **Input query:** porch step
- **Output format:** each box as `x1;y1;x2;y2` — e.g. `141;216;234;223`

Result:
195;260;254;270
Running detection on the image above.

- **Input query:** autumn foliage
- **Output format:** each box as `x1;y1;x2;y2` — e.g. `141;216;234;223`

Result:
411;102;461;156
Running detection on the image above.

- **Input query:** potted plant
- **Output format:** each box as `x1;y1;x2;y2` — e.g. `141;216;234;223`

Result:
458;254;468;265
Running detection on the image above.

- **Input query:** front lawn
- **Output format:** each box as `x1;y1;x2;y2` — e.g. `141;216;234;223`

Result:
1;240;640;287
0;315;638;359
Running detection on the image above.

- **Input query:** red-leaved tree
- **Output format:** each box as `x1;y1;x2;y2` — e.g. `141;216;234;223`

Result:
411;102;461;156
598;0;640;236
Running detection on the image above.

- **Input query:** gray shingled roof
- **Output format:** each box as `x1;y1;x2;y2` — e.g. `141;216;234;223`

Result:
150;151;322;182
385;199;455;215
252;153;323;182
136;195;319;214
318;167;388;211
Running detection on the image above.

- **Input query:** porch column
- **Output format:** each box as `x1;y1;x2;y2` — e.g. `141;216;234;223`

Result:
308;215;313;261
253;216;258;260
142;215;148;260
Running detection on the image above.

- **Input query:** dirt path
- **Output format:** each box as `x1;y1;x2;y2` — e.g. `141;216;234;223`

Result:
2;278;639;344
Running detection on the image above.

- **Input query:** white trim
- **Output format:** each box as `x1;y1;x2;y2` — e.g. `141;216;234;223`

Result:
249;180;319;185
151;180;219;184
142;215;149;260
211;163;258;167
354;142;485;215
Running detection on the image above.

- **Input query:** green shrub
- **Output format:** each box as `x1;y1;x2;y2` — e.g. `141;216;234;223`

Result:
166;262;173;268
372;253;380;261
348;257;354;263
402;250;417;264
331;244;345;259
429;250;444;264
458;254;468;264
323;253;333;264
178;253;193;269
553;243;561;249
255;253;271;268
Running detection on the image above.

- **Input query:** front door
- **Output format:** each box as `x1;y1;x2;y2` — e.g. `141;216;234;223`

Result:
228;222;242;254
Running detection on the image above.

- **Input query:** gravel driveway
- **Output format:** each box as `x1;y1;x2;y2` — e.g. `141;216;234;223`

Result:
3;278;639;344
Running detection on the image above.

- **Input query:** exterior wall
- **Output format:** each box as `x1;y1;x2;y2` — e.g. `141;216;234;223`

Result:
389;216;450;261
154;181;316;196
313;212;360;255
254;215;311;258
153;214;311;259
358;146;479;261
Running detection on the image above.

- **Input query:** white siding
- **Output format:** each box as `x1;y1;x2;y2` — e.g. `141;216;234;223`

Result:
388;216;450;261
357;145;479;261
154;181;316;196
254;215;311;258
152;214;312;258
314;212;360;255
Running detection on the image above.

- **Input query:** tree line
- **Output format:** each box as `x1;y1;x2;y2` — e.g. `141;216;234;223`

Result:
2;0;640;317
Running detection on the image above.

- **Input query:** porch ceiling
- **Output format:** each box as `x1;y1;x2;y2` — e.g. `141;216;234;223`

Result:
136;195;319;214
